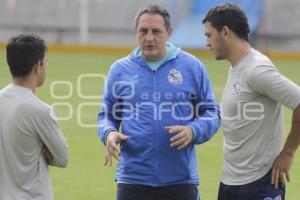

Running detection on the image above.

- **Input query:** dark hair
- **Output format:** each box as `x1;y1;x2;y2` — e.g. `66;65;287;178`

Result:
6;34;46;77
135;4;171;30
202;3;250;41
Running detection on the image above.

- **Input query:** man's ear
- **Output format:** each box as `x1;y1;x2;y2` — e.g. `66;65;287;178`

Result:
167;27;173;38
222;26;231;39
33;61;41;74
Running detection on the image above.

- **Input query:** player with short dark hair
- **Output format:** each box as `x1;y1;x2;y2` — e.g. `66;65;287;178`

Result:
0;34;68;200
203;3;300;200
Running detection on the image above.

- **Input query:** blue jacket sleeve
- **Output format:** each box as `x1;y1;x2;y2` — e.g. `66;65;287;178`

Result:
188;62;221;144
97;65;121;145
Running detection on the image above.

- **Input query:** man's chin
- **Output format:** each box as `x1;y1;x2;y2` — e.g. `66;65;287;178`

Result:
216;55;226;60
142;52;160;61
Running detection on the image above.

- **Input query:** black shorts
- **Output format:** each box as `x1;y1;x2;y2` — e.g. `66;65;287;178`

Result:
218;170;285;200
117;183;199;200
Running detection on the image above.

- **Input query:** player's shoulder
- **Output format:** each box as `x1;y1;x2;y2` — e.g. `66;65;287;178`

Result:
249;49;274;68
108;55;134;74
179;50;199;61
245;49;276;75
18;94;51;117
176;50;206;72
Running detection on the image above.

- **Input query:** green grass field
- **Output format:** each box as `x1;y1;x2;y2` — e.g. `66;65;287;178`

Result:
0;50;299;200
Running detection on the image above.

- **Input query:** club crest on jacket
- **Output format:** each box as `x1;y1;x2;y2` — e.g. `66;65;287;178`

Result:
168;69;183;85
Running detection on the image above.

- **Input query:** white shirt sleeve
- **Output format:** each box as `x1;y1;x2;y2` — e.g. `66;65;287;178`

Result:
35;108;68;167
248;65;300;110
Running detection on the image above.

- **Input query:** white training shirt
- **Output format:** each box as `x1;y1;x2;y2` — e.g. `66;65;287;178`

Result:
221;48;300;185
0;84;68;200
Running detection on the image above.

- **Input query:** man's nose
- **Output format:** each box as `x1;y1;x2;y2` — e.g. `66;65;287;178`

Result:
145;32;154;41
206;41;210;48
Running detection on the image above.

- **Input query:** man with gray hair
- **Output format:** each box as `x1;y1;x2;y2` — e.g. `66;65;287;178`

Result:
98;4;220;200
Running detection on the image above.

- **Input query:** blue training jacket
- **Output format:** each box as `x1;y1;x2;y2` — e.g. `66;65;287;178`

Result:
97;44;220;187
